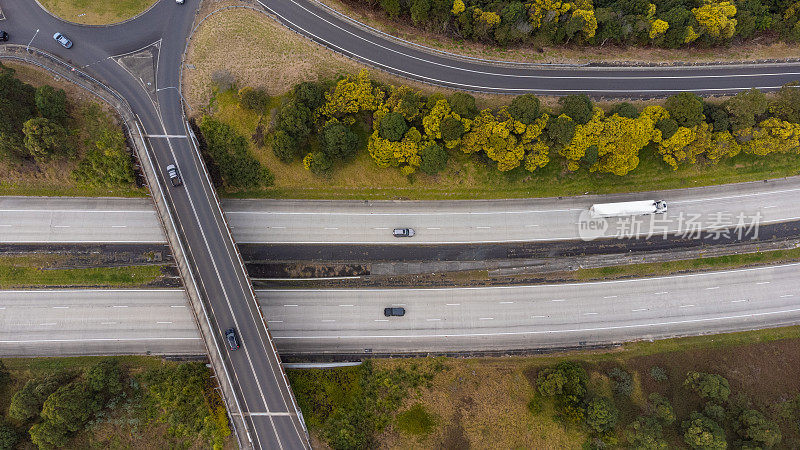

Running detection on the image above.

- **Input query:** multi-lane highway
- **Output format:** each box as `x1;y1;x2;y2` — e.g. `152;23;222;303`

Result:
4;262;800;355
3;176;800;244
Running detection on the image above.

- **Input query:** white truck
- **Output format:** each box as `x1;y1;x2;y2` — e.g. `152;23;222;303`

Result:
589;200;667;218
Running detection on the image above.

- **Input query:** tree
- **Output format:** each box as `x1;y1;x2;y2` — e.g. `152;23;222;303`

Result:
0;418;20;450
536;361;588;413
410;0;431;24
199;116;273;189
508;94;542;124
585;397;619;433
238;87;271;115
35;85;68;124
0;63;37;157
272;130;298;163
321;121;359;160
440;116;465;142
28;419;70;449
656;117;680;139
684;372;731;403
683;413;727;450
419;142;448;174
22;117;68;161
559;94;594;125
448;92;478;119
276;100;313;140
0;360;9;389
608;368;633;396
703;101;730;132
85;358;124;404
8;373;72;422
693;1;738;40
546;114;576;147
769;82;800;124
648;393;676;426
665;92;704;127
379;111;409;142
379;0;401;17
610;102;639;119
627;416;668;449
303;151;333;175
725;88;768;130
41;382;100;433
736;409;781;448
72;129;135;187
294;81;327;111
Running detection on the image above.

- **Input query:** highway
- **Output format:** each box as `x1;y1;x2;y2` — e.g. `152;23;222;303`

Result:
3;262;800;355
3;176;800;244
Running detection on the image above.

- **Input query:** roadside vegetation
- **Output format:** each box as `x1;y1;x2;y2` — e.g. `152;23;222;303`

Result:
197;67;800;199
289;326;800;448
35;0;157;25
0;357;231;449
0;63;143;197
0;255;167;288
349;0;800;51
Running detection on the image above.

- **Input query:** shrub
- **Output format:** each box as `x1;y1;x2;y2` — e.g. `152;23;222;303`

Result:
419;142;448;174
440;116;465;142
508;93;542;124
665;92;705;128
294;81;327;111
585;397;619;434
725;88;768;131
608;368;633;397
0;419;20;450
682;412;727;450
276;100;313;140
272;129;298;163
609;102;639;119
395;403;436;435
238;87;271;115
684;372;731;403
321;121;359;160
448;92;478;119
736;409;781;448
649;366;668;382
35;85;68;123
379;112;408;142
199;116;273;189
72;129;135;187
546;114;575;147
22;117;68;161
559;94;594;125
303;151;333;175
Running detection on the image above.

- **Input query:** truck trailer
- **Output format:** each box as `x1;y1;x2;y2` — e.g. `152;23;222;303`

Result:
589;200;667;218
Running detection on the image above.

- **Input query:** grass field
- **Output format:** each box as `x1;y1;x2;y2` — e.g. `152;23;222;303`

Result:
0;255;165;288
36;0;157;25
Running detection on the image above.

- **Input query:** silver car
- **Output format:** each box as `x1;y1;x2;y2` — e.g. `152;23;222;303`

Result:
392;228;415;237
53;32;72;49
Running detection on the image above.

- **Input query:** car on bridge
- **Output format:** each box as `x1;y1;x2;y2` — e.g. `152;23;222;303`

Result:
384;307;406;317
225;328;240;350
52;32;72;49
166;164;182;187
393;228;415;237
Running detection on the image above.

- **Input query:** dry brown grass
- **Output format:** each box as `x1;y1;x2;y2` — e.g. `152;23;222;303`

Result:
319;0;800;64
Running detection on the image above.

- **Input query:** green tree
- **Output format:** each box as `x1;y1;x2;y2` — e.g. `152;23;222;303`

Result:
736;409;781;448
0;63;37;160
508;94;542;124
85;358;124;404
379;0;401;17
419;142;448;174
769;82;800;124
22;117;68;161
199;116;273;189
559;94;594;125
35;85;68;124
0;418;20;450
294;81;327;111
321;121;359;160
648;393;676;426
238;87;271;115
656;117;680;139
608;368;633;396
28;419;70;449
410;0;432;24
272;129;298;163
8;373;72;422
448;92;478;119
546;114;576;147
703;102;731;132
610;102;639;118
684;372;731;403
72;129;135;187
725;88;768;130
683;412;727;450
440;116;465;142
665;92;705;127
627;416;668;449
585;397;619;433
303;151;333;175
0;360;9;388
40;382;100;433
379;112;409;142
276;100;313;140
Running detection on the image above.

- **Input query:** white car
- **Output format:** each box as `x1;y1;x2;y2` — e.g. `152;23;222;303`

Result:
176;0;185;4
53;32;72;49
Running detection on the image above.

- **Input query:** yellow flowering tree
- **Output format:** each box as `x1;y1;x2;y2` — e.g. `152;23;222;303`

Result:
367;127;425;173
693;1;738;40
735;118;800;155
319;70;385;124
452;0;465;15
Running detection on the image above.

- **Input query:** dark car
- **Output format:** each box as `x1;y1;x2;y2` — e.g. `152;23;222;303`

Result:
384;307;406;317
0;31;8;42
166;164;182;187
392;228;415;238
225;328;239;350
53;32;72;49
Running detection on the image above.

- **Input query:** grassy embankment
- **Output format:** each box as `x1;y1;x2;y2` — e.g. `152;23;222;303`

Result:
184;7;800;201
0;255;166;288
290;325;800;448
35;0;157;25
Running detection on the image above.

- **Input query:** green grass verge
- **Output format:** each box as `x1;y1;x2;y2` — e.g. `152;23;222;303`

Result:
210;89;800;201
36;0;157;25
573;247;800;281
0;256;164;288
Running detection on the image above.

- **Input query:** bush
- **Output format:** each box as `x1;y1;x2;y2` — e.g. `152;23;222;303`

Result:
8;372;73;422
585;397;619;434
665;92;705;128
656;118;679;140
769;82;800;124
35;85;68;124
303;151;333;175
419;142;448;174
448;92;478;119
736;409;781;448
559;94;594;125
508;94;542;124
725;88;768;131
684;372;731;403
546;114;575;147
703;102;731;133
276;100;313;140
72;129;135;187
321;121;359;160
199;116;274;189
0;63;37;160
440;116;465;142
608;368;633;397
0;418;20;450
22;117;68;161
648;393;676;426
649;366;668;382
395;403;436;435
294;81;327;111
272;129;298;163
238;87;271;115
609;102;639;119
378;112;408;142
682;412;727;450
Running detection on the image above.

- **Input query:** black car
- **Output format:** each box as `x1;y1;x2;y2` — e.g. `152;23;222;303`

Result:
384;307;406;317
166;164;182;187
0;31;8;42
225;328;240;350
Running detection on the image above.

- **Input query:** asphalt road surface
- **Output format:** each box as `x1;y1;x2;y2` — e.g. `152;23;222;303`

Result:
1;1;308;448
3;176;800;245
3;262;800;355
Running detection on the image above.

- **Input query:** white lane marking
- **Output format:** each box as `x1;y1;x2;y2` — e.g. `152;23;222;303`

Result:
270;226;286;229
679;304;696;308
339;304;354;307
584;312;599;315
39;323;56;326
426;227;441;230
756;281;771;285
373;227;389;230
476;226;491;229
52;306;69;309
654;291;669;295
0;225;12;227
479;317;494;320
551;299;566;302
268;320;284;323
780;294;795;298
170;305;186;308
531;315;546;318
731;299;748;303
603;295;618;299
111;225;127;228
101;322;117;325
706;286;720;290
324;227;339;230
631;308;648;312
0;307;5;310
0;337;202;343
426;318;441;321
157;321;173;324
52;225;70;228
275;307;800;340
284;304;299;307
763;205;777;209
244;412;294;416
526;224;539;227
112;305;128;308
146;134;187;138
446;303;461;306
0;209;155;214
374;319;389;322
499;301;514;304
321;319;335;322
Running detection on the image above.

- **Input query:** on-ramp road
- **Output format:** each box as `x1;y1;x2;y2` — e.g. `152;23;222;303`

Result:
3;262;799;355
